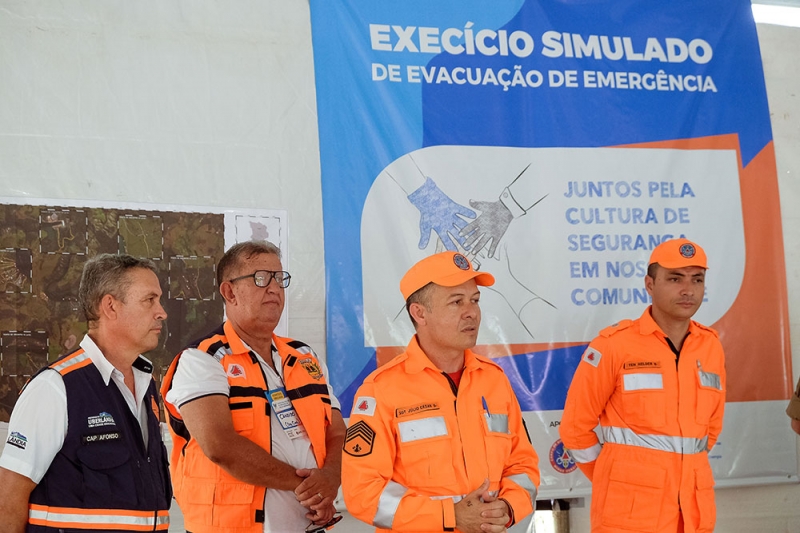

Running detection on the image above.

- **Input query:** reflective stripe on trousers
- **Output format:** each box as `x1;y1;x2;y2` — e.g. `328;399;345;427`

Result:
29;504;169;531
602;426;709;454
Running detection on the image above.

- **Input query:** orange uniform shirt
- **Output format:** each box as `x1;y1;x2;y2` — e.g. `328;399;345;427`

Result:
560;307;725;533
342;336;540;532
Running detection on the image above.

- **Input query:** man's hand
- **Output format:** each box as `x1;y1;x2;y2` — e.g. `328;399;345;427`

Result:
407;177;476;250
304;501;336;526
792;418;800;435
459;199;514;258
454;479;510;533
295;467;339;510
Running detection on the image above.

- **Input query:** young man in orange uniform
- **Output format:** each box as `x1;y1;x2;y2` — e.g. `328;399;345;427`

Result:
560;238;725;533
342;251;540;533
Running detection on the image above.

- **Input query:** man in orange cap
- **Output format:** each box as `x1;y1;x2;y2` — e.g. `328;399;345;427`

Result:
560;238;725;533
342;251;540;533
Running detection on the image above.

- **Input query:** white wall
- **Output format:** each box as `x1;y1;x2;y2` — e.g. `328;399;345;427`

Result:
1;2;799;531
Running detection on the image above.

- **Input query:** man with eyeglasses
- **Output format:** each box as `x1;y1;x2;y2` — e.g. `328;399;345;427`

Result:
161;241;346;533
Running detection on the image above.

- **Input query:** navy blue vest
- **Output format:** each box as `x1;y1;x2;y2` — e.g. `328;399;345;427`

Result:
27;348;172;532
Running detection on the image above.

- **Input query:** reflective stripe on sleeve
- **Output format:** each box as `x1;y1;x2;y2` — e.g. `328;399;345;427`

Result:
602;426;708;454
622;373;663;391
507;473;538;509
567;443;602;464
28;505;169;531
698;370;722;390
398;416;448;443
373;480;407;529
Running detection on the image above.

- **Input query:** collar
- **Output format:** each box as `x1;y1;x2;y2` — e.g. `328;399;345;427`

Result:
404;335;483;374
223;320;278;363
79;334;153;386
637;306;699;338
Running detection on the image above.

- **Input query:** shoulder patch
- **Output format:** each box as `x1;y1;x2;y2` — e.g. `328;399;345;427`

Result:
352;396;376;416
581;347;602;367
599;319;634;338
344;420;375;457
299;358;323;380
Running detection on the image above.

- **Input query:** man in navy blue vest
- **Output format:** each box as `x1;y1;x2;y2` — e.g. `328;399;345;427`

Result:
0;254;172;532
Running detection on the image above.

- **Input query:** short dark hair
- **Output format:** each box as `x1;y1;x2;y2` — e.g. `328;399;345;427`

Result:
217;240;282;288
405;282;435;329
79;254;157;326
647;263;660;279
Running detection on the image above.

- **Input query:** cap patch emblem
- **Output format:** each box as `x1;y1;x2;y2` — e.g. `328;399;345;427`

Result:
344;420;375;457
227;363;246;378
679;243;696;258
453;254;470;270
299;358;323;380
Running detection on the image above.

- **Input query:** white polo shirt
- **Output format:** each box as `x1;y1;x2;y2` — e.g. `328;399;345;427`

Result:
165;341;339;533
0;335;155;483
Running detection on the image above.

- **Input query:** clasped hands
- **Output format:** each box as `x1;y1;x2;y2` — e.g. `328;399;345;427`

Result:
295;467;339;525
455;479;511;533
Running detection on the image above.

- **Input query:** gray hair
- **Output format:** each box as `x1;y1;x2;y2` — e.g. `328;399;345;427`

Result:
79;254;157;326
217;240;282;287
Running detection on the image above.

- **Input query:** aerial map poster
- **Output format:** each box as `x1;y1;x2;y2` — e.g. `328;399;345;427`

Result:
0;198;287;422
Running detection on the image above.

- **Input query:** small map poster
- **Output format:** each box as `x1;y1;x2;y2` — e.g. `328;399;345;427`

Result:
0;198;287;421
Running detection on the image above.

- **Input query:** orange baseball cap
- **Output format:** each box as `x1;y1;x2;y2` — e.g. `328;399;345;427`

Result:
400;252;495;300
648;238;708;269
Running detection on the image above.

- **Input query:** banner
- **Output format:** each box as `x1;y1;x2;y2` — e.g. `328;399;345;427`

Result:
310;0;795;496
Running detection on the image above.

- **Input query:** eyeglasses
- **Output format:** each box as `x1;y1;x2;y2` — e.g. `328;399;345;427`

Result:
229;270;291;289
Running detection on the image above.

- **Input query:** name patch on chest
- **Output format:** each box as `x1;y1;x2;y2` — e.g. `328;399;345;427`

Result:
623;361;662;370
81;431;122;444
396;402;440;418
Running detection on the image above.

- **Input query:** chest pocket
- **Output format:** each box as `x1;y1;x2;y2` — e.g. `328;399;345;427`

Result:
396;416;455;488
619;372;666;428
229;401;255;436
695;367;723;425
482;412;512;483
76;440;136;506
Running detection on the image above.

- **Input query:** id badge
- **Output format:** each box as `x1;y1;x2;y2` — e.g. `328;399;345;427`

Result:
267;387;307;440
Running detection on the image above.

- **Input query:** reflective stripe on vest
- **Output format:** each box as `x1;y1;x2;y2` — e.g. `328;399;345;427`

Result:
373;480;406;529
29;505;169;531
602;426;708;454
51;350;91;374
567;442;602;464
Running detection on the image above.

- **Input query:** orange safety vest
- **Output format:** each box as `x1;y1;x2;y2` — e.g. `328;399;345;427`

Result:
560;308;726;533
161;321;333;533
